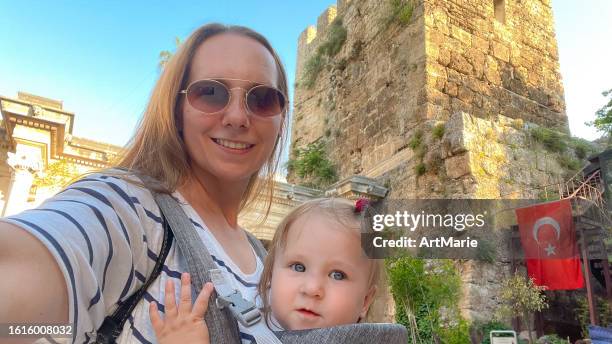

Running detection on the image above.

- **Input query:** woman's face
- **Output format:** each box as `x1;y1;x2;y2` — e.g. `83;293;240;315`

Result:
180;33;283;184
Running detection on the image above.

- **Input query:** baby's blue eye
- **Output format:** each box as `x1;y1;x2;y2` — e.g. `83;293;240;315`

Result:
290;263;306;272
330;271;346;280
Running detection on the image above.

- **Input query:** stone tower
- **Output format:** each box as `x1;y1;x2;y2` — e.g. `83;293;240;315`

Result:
290;0;577;323
290;0;568;198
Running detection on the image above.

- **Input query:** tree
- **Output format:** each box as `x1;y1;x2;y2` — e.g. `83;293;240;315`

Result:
498;275;548;344
158;37;182;71
586;88;612;137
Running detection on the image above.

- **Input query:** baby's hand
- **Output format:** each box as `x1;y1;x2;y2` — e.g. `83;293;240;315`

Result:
149;272;214;344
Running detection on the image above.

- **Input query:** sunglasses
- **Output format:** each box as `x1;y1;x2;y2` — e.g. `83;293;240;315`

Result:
179;78;287;117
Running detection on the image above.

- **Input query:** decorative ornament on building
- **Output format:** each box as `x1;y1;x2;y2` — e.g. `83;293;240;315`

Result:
31;105;44;117
6;152;43;173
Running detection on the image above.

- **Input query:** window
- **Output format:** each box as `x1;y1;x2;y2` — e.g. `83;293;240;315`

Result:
494;0;506;24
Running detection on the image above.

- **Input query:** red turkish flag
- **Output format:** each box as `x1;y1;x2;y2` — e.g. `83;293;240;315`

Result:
515;199;584;290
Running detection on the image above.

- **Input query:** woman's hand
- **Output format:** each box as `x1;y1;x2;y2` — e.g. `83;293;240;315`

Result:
149;272;214;344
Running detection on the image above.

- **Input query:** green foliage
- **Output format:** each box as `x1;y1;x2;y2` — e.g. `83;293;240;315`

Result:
432;123;445;140
475;321;511;344
573;142;590;159
537;189;557;202
300;18;347;89
415;162;427;176
475;239;496;263
498;275;548;344
576;295;611;338
568;137;595;160
529;126;595;170
386;258;467;343
408;130;423;150
536;334;568;344
350;40;363;59
586;88;612;136
386;0;414;27
34;159;81;189
317;19;347;57
557;154;581;171
439;318;471;344
286;141;337;189
301;54;325;89
530;127;567;153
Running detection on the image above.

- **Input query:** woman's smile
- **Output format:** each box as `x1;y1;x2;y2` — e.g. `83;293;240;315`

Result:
211;137;255;152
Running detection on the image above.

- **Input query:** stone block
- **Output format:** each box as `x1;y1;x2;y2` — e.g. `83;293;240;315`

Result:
438;47;451;66
484;56;501;86
427;63;447;79
471;35;489;52
449;53;473;75
445;153;472;179
445;81;458;97
451;97;472;114
457;86;474;104
451;26;472;46
465;48;485;79
509;42;521;67
443;112;471;155
429;87;451;107
492;42;510;62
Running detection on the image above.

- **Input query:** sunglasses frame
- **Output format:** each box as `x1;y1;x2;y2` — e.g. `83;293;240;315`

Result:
179;78;288;117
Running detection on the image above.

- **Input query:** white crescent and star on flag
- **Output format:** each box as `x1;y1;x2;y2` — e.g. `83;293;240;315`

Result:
532;216;561;257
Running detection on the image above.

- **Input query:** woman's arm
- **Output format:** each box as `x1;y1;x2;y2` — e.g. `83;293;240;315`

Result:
0;223;68;344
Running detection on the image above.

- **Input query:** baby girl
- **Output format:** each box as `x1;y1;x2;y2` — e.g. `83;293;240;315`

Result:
149;198;380;343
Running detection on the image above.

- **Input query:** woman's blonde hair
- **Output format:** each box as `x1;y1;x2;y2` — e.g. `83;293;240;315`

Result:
258;198;381;325
115;23;288;213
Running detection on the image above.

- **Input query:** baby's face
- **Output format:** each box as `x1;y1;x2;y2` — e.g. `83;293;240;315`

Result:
270;215;375;330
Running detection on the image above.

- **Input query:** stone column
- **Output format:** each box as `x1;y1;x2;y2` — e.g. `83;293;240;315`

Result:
2;152;41;216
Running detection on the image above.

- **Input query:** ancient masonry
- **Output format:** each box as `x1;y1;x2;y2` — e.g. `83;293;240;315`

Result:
290;0;575;322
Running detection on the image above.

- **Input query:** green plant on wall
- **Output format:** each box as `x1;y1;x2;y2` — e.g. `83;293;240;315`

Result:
33;159;81;189
318;18;347;57
497;275;548;344
529;127;567;153
383;0;414;29
386;258;470;343
301;18;348;89
432;123;445;140
286;141;338;189
528;126;598;173
529;126;597;157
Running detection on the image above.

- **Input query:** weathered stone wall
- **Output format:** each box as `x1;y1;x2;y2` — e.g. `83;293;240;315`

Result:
290;0;567;187
423;0;567;129
292;0;427;181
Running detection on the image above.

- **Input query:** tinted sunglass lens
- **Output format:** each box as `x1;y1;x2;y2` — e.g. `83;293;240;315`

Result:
188;80;229;113
247;86;285;117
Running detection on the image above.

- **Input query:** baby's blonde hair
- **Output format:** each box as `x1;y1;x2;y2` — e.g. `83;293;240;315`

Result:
258;198;381;325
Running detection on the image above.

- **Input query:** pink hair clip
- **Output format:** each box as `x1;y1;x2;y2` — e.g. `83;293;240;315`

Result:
355;198;370;213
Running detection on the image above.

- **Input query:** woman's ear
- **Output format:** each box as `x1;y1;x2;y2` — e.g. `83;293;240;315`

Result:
359;285;378;320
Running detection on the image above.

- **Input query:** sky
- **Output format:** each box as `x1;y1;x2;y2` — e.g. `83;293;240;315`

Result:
0;0;610;149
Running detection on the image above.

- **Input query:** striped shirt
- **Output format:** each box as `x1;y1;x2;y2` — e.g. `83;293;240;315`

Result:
3;172;264;344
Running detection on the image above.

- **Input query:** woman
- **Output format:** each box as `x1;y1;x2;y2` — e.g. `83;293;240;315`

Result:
0;23;288;343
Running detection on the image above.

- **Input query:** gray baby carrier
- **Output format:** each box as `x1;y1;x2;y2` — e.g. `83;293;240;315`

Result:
96;174;407;343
